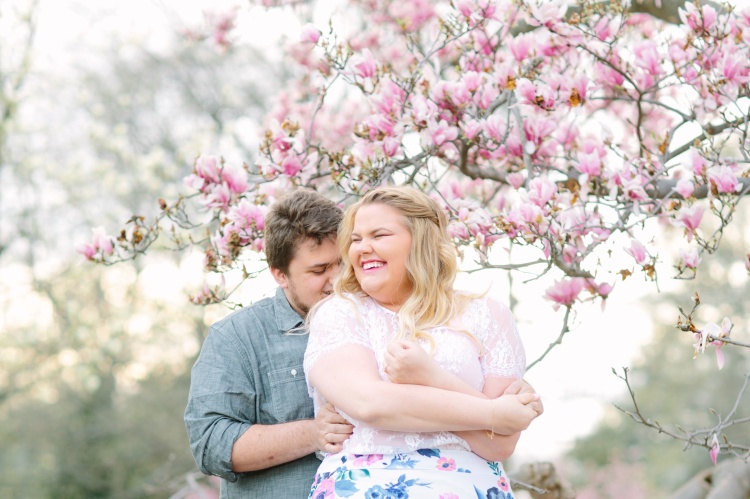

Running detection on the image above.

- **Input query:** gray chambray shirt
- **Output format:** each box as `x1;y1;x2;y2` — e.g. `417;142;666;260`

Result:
185;287;320;499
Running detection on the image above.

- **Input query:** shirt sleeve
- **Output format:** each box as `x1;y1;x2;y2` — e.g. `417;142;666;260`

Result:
184;320;256;482
303;295;370;381
477;297;526;379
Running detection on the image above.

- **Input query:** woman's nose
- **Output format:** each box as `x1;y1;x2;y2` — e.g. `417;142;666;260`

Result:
355;238;372;254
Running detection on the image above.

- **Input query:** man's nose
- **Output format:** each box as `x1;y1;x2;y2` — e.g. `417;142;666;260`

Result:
324;262;339;286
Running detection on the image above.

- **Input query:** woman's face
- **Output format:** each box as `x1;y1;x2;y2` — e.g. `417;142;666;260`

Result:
348;203;413;311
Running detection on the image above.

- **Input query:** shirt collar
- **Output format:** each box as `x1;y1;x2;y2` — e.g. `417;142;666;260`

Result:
273;287;305;333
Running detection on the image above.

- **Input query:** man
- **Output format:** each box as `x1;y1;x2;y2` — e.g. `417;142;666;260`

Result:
185;189;353;498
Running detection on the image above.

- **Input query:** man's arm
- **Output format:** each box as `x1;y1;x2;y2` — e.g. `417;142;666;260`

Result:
186;324;352;477
231;403;353;472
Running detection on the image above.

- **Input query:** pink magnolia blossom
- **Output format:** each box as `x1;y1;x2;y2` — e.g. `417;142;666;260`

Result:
454;0;475;18
679;247;701;269
76;227;115;259
221;165;249;194
193;154;222;184
694;318;732;369
300;23;321;44
448;221;470;241
567;75;588;106
388;0;435;32
527;176;557;207
462;71;481;92
281;155;303;177
462;119;482;140
706;165;741;194
625;239;648;265
422;120;458;148
228;199;267;232
675;179;695;198
204;7;238;50
545;278;585;311
201;184;233;212
483;114;507;142
382;136;400;157
515;78;537;105
597;60;625;87
672;205;705;241
527;1;567;28
506;172;525;190
352;49;376;79
593;16;614;40
683;148;708;176
576;151;602;176
710;317;732;369
509;32;534;62
633;40;662;76
720;52;750;87
410;95;438;127
621;177;649;214
523;115;557;148
190;277;226;305
709;434;720;465
680;3;717;34
592;281;614;311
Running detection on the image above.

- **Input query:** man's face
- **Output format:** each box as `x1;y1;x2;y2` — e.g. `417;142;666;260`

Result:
271;236;340;317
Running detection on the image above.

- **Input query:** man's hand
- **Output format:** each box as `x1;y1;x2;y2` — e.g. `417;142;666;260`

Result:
503;379;543;416
313;403;353;454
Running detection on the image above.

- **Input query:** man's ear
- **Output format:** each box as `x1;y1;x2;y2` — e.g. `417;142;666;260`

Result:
269;267;289;288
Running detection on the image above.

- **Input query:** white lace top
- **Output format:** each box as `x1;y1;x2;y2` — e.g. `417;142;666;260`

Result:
304;292;526;455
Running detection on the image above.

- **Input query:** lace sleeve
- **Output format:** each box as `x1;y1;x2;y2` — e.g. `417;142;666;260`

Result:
303;295;371;377
477;297;526;379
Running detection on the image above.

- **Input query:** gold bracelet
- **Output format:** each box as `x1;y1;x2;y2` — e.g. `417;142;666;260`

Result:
486;402;495;439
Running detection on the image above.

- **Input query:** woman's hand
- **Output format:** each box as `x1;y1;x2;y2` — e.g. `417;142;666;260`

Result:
490;392;541;435
383;340;440;385
503;378;544;416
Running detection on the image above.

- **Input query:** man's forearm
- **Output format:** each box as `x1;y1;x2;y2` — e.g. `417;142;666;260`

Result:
231;419;317;472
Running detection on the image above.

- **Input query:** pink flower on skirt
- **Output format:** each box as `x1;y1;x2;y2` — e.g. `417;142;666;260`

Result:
353;454;383;467
436;457;457;471
497;476;510;492
312;477;335;499
439;494;460;499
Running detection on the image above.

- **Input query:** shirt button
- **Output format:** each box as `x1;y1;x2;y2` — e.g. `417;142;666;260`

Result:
291;369;298;377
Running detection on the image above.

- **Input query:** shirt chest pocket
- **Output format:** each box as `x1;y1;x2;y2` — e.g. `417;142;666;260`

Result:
267;364;313;423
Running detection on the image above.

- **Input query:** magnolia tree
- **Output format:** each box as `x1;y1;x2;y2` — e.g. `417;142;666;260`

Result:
81;0;750;495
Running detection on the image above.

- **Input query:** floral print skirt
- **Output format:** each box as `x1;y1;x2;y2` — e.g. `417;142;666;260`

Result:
308;449;514;499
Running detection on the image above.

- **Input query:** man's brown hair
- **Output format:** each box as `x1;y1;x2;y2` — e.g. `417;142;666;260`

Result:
264;189;343;274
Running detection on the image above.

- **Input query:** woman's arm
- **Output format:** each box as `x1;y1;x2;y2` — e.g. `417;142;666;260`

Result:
454;377;522;462
383;340;533;461
307;343;539;435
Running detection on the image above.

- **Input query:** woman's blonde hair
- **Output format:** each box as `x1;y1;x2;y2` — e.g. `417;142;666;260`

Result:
335;185;474;344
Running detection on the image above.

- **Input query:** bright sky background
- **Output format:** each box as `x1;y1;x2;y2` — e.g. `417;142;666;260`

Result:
29;0;750;470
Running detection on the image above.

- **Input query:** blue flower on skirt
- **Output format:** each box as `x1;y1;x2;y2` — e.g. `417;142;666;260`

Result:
365;485;388;499
365;484;410;499
485;486;511;499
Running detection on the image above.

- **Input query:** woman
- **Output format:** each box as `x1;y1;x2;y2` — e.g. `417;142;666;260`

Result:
304;185;540;499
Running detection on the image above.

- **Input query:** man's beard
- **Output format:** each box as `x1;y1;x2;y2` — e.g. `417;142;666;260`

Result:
287;283;310;316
